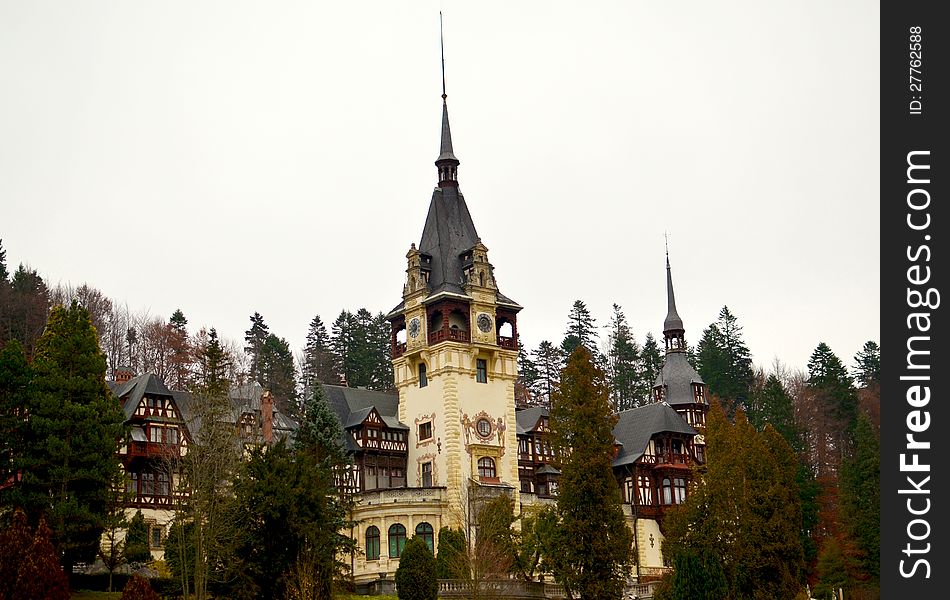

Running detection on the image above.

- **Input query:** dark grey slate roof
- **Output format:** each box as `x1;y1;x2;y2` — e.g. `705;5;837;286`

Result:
418;184;479;297
653;352;705;406
664;256;684;333
536;465;560;475
437;100;457;163
322;385;408;431
612;402;697;467
110;374;176;420
515;406;547;435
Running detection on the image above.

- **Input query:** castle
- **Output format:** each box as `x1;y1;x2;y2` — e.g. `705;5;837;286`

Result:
110;87;709;592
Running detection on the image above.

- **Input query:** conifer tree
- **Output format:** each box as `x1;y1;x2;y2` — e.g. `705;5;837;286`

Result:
302;315;341;393
17;302;125;572
244;312;270;382
606;304;641;411
852;340;880;388
395;536;437;600
167;309;191;390
0;239;7;282
696;306;754;415
197;327;231;397
1;265;50;357
548;347;633;600
560;300;598;357
531;340;563;408
839;413;880;587
124;510;152;565
259;333;298;414
435;527;467;579
13;517;70;600
516;341;542;407
295;384;346;467
0;340;30;493
640;333;663;401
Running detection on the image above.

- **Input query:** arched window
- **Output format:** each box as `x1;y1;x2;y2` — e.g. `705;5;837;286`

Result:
365;526;380;560
477;457;496;479
415;522;434;553
661;477;673;505
388;524;407;558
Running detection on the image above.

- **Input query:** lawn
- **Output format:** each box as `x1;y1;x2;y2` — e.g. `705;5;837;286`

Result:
71;592;121;600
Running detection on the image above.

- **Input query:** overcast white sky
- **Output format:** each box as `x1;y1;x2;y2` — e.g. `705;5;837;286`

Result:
0;1;879;374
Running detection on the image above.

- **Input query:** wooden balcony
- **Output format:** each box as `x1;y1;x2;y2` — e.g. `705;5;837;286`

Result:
428;328;470;345
392;342;407;358
126;441;181;460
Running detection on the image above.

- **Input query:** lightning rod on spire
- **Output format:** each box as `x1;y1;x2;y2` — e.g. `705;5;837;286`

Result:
440;12;447;100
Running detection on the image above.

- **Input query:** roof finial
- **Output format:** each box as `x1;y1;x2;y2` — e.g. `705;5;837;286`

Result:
440;11;447;101
435;11;459;186
663;234;684;338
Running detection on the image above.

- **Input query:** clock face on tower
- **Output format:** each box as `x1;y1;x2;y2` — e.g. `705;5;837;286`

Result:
477;313;493;333
408;318;421;339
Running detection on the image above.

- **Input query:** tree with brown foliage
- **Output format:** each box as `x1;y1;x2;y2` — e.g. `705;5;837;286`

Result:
0;508;33;600
121;574;161;600
13;517;70;600
662;401;805;599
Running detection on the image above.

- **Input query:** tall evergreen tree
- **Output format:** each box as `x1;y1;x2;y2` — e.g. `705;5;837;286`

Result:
1;265;50;357
548;347;633;600
516;341;542;407
197;328;231;397
124;510;152;565
560;300;598;357
640;333;663;401
748;373;802;453
696;306;754;415
435;527;467;580
167;309;191;390
839;413;880;588
531;340;563;409
0;340;30;493
244;312;270;383
259;333;298;414
330;310;357;385
15;302;125;572
302;315;341;393
852;340;880;388
0;239;7;282
606;304;641;411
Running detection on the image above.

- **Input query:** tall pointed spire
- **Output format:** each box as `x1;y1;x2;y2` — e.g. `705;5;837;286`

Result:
435;12;459;187
663;240;686;353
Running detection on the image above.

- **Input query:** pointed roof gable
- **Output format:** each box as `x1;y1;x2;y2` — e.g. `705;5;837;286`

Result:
612;402;697;467
110;373;176;420
653;352;706;406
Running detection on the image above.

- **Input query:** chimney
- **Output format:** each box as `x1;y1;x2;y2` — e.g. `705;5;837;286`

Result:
261;391;274;444
115;366;134;384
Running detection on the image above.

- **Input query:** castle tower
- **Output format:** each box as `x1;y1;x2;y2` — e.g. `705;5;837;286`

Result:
387;91;522;523
652;250;709;460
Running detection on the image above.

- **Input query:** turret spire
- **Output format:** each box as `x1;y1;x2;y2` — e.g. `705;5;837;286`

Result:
435;12;459;187
663;240;686;353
